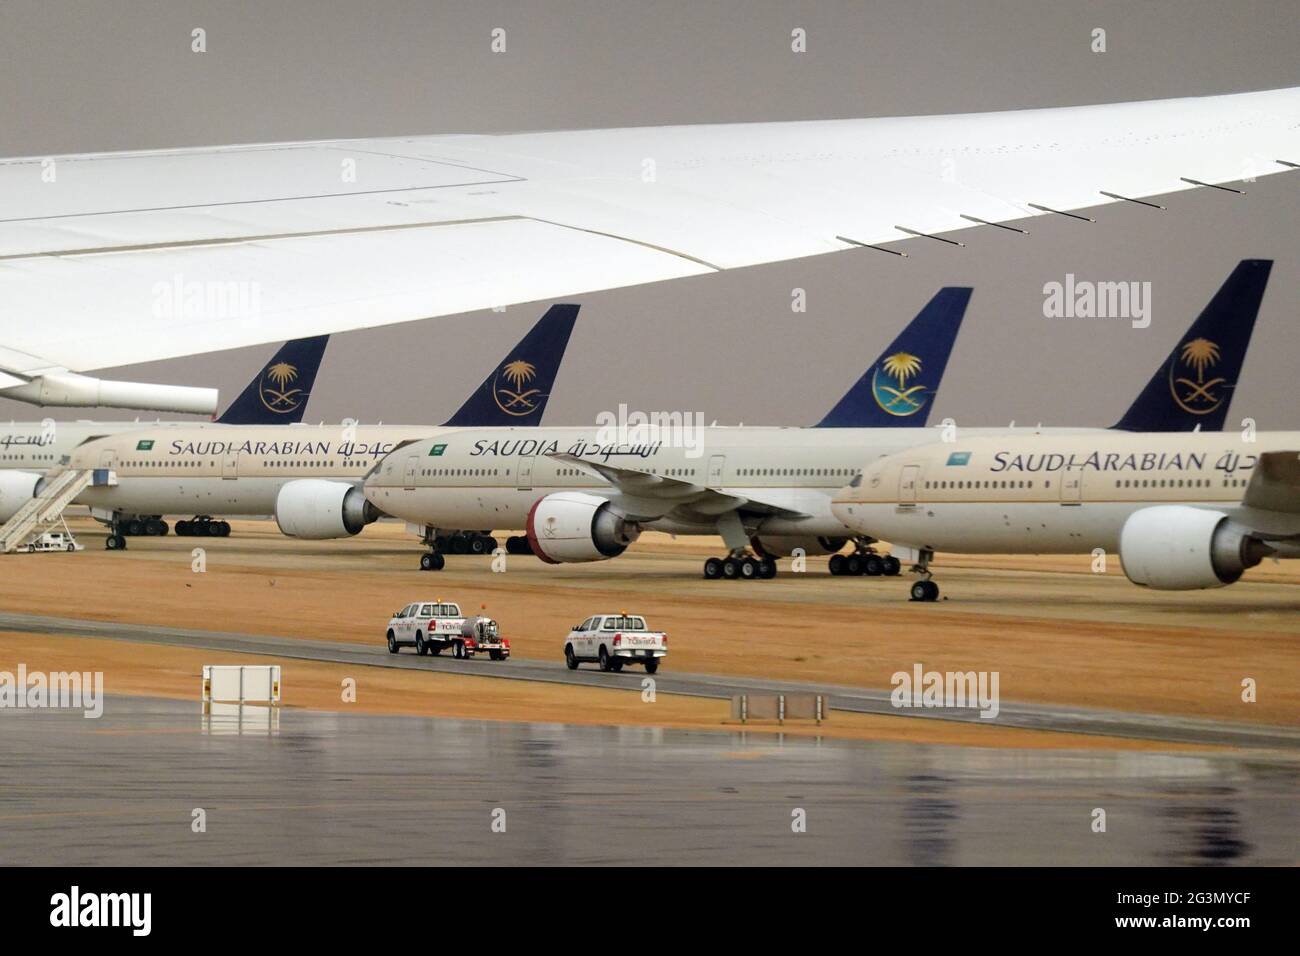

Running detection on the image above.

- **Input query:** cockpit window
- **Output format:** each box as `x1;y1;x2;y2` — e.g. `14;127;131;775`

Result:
849;473;863;487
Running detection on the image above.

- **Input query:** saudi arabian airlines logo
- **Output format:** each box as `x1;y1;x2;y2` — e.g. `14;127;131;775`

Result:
259;362;305;414
493;358;545;417
871;352;928;417
1168;338;1227;416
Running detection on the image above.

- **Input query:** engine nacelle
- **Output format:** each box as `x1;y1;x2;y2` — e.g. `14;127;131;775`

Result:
752;535;849;558
0;470;43;522
526;492;640;563
1119;505;1271;590
275;479;378;539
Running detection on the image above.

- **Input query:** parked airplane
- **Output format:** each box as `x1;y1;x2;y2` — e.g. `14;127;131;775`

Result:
0;335;329;527
367;287;975;578
363;261;1272;579
831;431;1300;600
60;305;577;551
2;88;1296;413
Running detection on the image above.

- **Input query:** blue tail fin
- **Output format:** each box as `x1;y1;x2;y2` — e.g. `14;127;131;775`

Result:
1112;259;1271;432
442;304;580;426
216;335;329;424
815;287;972;428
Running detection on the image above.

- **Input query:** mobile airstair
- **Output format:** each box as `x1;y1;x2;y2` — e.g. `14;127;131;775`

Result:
0;468;95;553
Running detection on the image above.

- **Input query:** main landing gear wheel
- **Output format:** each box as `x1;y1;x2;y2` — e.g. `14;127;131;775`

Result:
705;553;777;580
419;552;445;572
910;580;940;602
829;550;902;577
105;534;126;551
505;535;533;555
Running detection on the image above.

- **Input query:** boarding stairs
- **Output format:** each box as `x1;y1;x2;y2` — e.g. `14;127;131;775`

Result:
0;468;94;553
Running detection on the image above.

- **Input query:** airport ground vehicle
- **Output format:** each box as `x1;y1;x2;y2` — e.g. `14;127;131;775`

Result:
564;614;666;673
17;529;82;553
384;601;510;659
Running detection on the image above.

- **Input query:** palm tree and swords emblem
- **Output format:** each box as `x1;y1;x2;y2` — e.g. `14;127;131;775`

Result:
871;352;928;416
259;361;304;413
494;358;544;416
1168;338;1226;415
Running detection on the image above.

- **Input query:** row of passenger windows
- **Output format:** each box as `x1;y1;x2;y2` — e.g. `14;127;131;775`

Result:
926;480;1041;490
420;468;502;477
737;467;857;478
1113;478;1246;489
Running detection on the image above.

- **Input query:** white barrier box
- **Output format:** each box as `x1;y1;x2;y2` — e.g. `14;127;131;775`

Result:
202;665;281;705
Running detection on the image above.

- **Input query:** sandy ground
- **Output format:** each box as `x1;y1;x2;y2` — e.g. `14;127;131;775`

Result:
0;515;1295;729
0;631;1210;751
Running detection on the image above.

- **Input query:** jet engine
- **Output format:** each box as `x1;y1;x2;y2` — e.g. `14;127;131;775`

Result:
751;535;849;558
525;491;640;563
275;479;379;539
1119;505;1272;590
0;470;43;522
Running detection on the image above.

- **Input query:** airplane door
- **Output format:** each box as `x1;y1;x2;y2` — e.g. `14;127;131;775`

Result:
517;456;534;491
707;455;726;489
403;455;418;491
98;449;116;469
222;449;239;480
1059;469;1082;504
899;465;920;504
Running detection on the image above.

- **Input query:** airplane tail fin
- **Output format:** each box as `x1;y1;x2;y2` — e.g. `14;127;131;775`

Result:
441;304;580;427
1112;259;1272;432
216;335;329;424
815;287;972;428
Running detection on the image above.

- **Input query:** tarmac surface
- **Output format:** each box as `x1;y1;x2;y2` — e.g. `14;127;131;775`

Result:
2;610;1296;750
2;696;1296;866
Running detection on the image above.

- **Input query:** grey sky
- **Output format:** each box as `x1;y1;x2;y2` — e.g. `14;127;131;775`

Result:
1;0;1297;429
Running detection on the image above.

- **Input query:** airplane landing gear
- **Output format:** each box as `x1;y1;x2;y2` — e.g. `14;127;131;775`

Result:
703;551;776;580
419;551;445;572
908;549;940;602
104;516;127;551
829;538;902;577
433;531;498;555
176;516;230;537
505;535;533;555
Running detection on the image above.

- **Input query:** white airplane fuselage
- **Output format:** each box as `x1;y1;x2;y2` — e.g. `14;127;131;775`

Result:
67;423;431;517
363;424;1098;540
831;431;1300;556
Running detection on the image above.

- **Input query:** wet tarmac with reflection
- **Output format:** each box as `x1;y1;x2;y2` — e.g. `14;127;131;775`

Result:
2;697;1296;865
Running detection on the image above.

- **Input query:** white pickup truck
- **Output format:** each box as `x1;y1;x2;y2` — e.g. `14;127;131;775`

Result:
564;614;667;673
385;601;511;660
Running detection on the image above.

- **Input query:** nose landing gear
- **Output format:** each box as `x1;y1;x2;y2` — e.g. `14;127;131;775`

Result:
908;549;940;602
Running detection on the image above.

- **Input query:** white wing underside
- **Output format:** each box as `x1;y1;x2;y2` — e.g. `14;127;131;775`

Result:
547;452;806;521
2;86;1298;373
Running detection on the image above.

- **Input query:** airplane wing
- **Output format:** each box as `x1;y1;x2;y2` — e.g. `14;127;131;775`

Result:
1242;450;1300;516
547;452;808;521
3;86;1298;378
